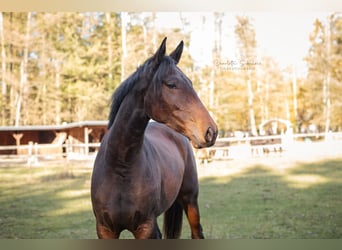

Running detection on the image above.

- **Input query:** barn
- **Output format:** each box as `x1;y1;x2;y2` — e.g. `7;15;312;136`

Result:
0;121;108;156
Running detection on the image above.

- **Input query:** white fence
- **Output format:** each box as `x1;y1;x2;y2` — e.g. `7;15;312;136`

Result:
1;132;342;165
0;142;100;166
195;132;342;162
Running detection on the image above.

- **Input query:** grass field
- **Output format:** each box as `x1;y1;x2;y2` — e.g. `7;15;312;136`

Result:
0;142;341;239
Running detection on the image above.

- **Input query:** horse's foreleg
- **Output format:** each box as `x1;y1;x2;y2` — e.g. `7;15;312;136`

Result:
133;219;162;239
183;202;204;239
96;223;120;239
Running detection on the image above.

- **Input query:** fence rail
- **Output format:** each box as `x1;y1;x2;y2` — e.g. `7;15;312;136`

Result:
196;132;342;162
214;132;342;143
1;132;342;165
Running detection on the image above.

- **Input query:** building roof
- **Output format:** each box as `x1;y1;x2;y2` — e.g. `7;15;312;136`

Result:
0;121;108;132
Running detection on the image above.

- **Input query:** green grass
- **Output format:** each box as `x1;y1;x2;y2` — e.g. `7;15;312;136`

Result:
0;163;96;239
197;160;342;239
0;157;341;239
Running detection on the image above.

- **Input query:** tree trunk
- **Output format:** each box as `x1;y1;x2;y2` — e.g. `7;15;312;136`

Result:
105;13;113;81
324;15;332;134
247;77;257;135
151;12;157;51
0;12;7;125
257;79;265;123
235;16;258;135
292;64;298;132
15;12;31;126
55;61;61;125
120;12;127;82
15;61;24;126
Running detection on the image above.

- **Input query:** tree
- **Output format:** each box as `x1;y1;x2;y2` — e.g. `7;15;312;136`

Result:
0;12;123;125
258;56;291;124
328;13;342;131
304;13;342;132
0;13;32;126
234;15;258;135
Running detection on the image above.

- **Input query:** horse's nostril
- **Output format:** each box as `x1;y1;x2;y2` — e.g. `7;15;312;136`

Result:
205;127;214;143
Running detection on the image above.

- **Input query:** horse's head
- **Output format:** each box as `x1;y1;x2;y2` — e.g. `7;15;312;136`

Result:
144;38;218;148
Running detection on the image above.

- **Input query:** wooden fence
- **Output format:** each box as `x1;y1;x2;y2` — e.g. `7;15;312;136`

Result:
195;132;342;163
1;132;341;166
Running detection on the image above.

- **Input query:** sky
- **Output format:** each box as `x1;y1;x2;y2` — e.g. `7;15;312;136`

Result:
249;12;328;68
154;12;330;74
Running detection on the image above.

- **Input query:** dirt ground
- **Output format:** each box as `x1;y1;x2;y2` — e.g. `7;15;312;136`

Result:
196;140;342;179
1;141;341;179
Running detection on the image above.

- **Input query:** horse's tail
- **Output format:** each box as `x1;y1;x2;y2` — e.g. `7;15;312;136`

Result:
163;201;183;239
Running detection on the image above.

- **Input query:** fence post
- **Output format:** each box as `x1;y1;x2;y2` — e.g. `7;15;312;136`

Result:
34;142;38;165
27;141;39;167
12;133;23;155
84;127;89;155
66;137;72;160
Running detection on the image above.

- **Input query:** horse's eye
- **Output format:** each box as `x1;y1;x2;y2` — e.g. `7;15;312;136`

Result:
165;82;177;89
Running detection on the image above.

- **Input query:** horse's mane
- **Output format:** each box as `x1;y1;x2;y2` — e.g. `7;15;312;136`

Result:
108;58;152;128
108;69;139;128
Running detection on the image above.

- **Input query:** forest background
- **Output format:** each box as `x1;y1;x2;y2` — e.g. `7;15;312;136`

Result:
0;12;341;136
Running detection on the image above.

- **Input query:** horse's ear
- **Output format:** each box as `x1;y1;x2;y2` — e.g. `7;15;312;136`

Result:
169;40;184;64
153;37;167;65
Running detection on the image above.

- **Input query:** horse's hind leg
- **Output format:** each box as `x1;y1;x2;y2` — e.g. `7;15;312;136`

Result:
182;200;204;239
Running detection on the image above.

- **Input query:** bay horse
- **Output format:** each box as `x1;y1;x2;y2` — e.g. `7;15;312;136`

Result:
91;37;218;239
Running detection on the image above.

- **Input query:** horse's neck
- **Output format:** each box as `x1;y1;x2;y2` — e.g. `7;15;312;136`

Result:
105;92;149;165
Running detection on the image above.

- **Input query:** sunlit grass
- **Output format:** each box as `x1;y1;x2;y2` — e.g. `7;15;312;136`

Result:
197;158;342;239
0;164;96;239
284;174;328;188
0;156;341;239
